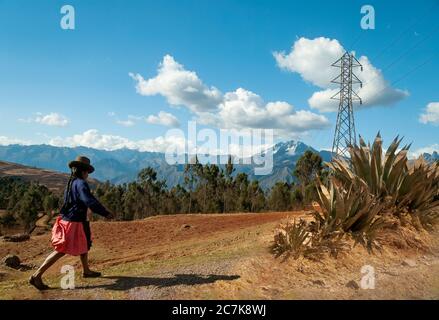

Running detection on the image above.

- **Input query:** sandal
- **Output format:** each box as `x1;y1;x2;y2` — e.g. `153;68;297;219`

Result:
29;275;50;291
83;270;101;278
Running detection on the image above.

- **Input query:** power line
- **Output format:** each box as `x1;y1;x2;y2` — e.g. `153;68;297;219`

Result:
366;52;437;100
380;23;439;73
370;1;439;62
359;22;439;90
341;3;439;90
347;31;365;52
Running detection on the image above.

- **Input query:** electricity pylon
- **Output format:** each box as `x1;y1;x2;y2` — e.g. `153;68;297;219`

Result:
331;52;363;159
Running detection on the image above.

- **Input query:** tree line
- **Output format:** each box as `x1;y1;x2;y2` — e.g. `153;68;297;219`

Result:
0;151;325;230
95;152;326;220
0;177;59;232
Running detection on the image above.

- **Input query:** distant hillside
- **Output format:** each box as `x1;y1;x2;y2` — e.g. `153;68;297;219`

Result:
0;141;333;189
0;160;98;194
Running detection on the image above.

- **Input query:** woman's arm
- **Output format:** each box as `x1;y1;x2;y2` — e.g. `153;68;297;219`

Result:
76;180;111;218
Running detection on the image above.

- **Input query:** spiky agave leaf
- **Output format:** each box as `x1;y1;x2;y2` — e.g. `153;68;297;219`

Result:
333;134;408;201
271;219;311;259
397;159;439;213
328;134;439;224
314;176;386;242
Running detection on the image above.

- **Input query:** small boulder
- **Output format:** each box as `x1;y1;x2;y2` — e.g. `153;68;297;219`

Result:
2;255;21;269
3;234;30;243
346;280;360;290
180;224;191;230
402;259;417;267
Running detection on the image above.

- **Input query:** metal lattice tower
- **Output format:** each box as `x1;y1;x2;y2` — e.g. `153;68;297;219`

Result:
331;52;363;159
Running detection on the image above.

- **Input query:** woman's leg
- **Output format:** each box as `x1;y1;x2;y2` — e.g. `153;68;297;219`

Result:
33;251;65;278
80;253;90;273
30;251;65;289
80;253;101;277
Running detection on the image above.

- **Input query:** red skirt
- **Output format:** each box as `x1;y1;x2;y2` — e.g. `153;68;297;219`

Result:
51;217;91;256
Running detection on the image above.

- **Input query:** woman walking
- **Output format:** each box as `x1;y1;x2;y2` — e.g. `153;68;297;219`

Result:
29;156;113;290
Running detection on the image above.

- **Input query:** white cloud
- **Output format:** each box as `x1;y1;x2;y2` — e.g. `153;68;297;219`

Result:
0;136;31;146
49;129;133;150
274;37;342;88
48;129;187;153
113;115;144;127
409;144;439;159
127;115;144;121
307;89;339;113
19;112;69;127
274;37;409;112
146;111;180;127
35;112;69;127
198;88;330;134
112;112;179;128
129;55;223;113
419;102;439;125
116;119;136;127
131;55;330;137
46;128;272;158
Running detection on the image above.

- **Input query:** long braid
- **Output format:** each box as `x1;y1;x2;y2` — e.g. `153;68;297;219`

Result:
61;168;77;213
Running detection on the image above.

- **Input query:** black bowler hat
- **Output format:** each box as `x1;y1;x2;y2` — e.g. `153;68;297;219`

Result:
68;156;95;173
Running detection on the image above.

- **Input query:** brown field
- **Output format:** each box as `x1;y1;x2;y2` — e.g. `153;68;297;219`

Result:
1;210;439;300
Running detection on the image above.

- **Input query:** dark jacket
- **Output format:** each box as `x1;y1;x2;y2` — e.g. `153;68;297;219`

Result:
60;178;110;222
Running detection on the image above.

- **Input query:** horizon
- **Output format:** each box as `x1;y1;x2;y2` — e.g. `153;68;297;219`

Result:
0;139;313;158
1;137;436;160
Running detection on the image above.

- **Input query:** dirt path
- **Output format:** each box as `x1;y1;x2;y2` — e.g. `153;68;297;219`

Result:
1;211;438;300
193;244;439;300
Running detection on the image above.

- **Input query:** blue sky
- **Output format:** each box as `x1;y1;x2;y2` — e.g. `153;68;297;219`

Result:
0;0;438;156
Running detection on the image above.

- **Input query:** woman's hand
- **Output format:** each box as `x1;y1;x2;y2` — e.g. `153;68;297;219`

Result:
87;208;93;222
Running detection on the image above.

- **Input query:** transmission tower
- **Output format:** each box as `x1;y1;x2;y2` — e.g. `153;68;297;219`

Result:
331;52;363;159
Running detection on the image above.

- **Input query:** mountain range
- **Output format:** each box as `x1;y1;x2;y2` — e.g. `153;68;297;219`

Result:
423;151;439;163
0;141;436;190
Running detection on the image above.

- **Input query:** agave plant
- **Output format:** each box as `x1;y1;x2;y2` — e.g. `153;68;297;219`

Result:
271;219;310;259
327;134;439;223
397;158;439;213
313;176;386;247
272;134;438;259
328;133;410;200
